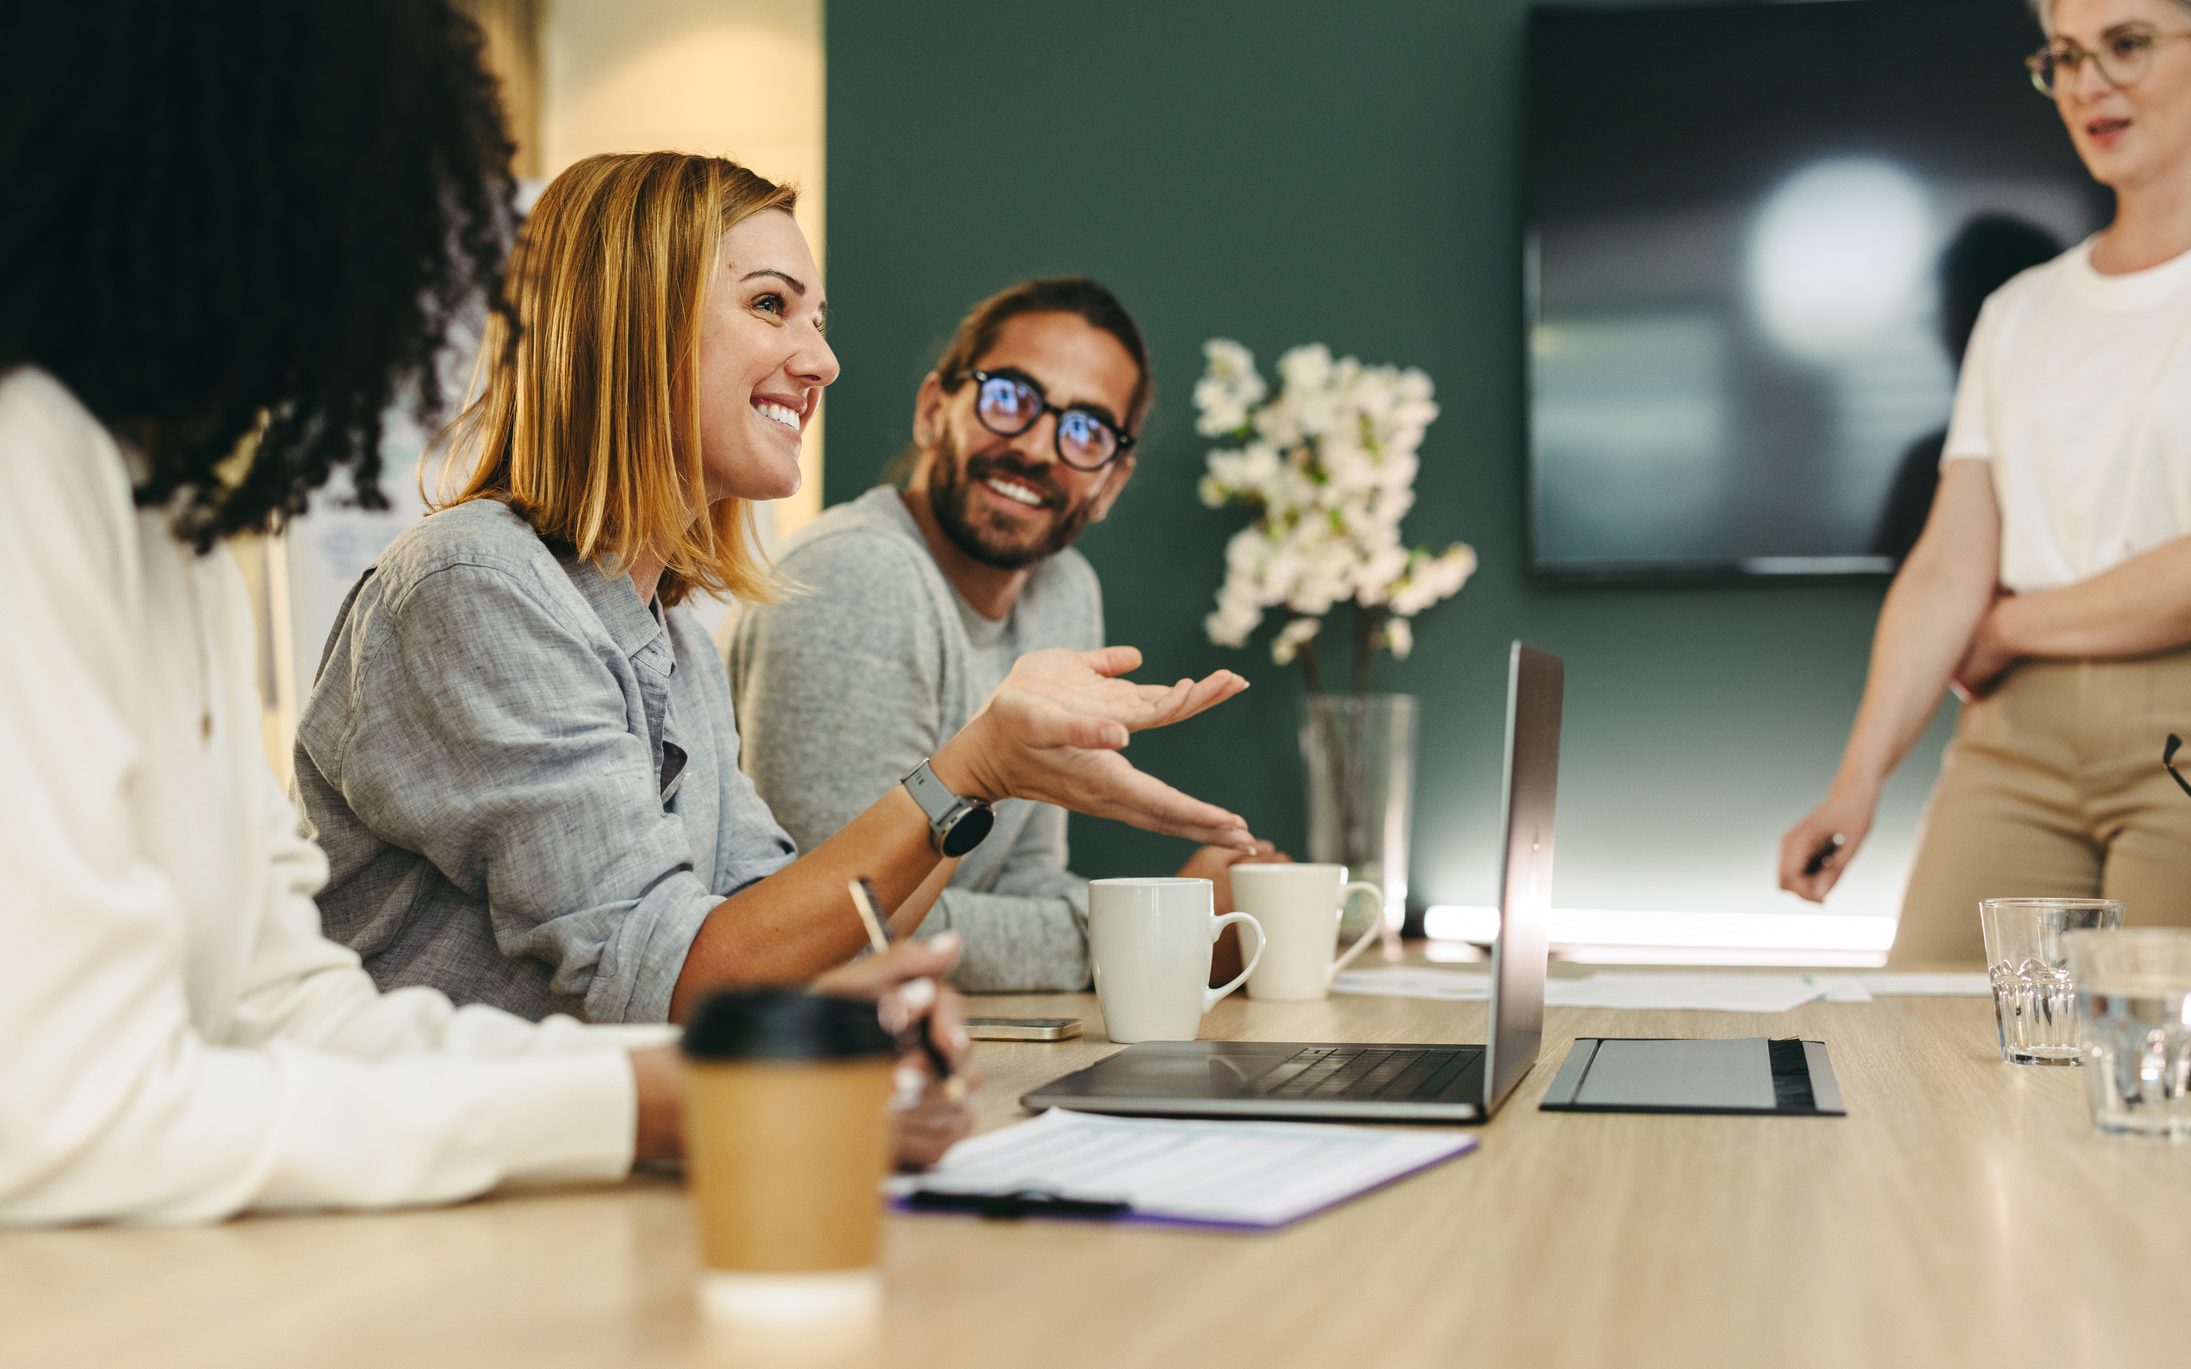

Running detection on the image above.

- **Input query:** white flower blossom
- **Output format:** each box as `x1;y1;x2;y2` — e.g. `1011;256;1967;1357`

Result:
1194;337;1470;672
1204;581;1264;648
1387;544;1477;616
1384;617;1414;660
1277;343;1333;393
1194;383;1249;437
1203;338;1259;384
1270;616;1321;666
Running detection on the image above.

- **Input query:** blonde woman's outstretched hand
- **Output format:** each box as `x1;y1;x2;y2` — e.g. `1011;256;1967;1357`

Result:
934;646;1258;851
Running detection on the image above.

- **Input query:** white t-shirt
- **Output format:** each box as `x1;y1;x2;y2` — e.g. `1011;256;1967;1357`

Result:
1944;236;2191;593
0;367;658;1224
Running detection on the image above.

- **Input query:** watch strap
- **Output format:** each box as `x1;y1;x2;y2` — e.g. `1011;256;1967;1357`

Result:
901;758;994;857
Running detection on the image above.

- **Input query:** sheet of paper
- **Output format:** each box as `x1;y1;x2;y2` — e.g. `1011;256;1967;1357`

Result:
1810;978;1875;1004
888;1109;1476;1230
1807;971;1993;998
1549;973;1827;1013
1333;967;1491;1001
1336;967;1994;1011
1335;967;1828;1012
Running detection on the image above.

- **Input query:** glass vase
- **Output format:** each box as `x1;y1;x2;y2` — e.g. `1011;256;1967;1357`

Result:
1300;693;1418;953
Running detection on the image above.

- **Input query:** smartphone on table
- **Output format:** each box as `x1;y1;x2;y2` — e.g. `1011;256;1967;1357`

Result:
965;1017;1081;1041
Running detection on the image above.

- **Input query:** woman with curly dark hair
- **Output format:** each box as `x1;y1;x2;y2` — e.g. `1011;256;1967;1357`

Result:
0;1;971;1224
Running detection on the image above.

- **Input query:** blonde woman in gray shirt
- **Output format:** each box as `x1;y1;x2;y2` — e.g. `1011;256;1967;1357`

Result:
297;152;1258;1027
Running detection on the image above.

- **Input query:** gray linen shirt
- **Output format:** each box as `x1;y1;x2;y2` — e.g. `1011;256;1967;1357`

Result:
725;486;1101;992
294;499;796;1023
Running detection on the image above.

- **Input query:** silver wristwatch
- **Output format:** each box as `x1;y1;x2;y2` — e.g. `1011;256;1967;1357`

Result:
901;757;995;858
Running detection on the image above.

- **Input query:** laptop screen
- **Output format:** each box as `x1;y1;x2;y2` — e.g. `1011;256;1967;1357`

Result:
1483;642;1561;1112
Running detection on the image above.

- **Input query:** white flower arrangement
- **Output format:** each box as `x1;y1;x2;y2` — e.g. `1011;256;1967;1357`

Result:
1196;338;1476;692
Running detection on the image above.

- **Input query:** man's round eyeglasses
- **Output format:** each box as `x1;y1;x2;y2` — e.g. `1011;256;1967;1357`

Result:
957;369;1135;471
2026;27;2191;97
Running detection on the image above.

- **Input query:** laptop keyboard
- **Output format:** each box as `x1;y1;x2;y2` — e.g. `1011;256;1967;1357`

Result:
1246;1046;1480;1101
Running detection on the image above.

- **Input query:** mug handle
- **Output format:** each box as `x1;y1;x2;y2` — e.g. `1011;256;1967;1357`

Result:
1325;881;1386;986
1204;912;1266;1012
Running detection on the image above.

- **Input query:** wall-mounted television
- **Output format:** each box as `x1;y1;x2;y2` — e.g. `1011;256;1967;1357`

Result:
1526;0;2109;580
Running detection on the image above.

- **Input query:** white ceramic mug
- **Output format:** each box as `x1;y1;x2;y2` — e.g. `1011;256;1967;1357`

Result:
1231;864;1384;1001
1088;878;1265;1044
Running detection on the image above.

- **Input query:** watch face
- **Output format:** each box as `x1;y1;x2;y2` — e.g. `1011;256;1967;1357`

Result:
941;804;995;858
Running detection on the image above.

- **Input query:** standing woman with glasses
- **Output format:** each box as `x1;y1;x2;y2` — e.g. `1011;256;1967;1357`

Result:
1781;0;2191;964
294;156;1259;1027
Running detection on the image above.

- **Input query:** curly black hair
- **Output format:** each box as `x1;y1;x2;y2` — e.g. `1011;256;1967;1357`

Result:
0;0;518;551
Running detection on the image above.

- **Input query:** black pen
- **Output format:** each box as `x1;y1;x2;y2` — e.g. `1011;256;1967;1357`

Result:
904;1188;1130;1220
848;877;965;1102
1802;833;1846;878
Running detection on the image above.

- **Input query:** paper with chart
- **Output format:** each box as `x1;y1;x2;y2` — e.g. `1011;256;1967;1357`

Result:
888;1109;1476;1230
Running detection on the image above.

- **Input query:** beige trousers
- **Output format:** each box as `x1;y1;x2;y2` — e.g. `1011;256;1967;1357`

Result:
1891;651;2191;967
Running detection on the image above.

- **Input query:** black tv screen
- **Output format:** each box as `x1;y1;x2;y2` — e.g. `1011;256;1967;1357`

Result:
1526;0;2109;579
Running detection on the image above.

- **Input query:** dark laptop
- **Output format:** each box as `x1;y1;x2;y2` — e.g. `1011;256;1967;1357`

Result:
1024;642;1562;1124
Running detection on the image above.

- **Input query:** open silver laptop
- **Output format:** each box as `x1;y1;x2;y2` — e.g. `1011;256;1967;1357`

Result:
1024;642;1561;1124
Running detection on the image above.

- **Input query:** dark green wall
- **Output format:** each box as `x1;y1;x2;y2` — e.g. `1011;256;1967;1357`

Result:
821;0;1957;919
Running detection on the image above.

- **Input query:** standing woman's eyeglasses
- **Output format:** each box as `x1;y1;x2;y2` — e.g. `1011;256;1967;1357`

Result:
2026;26;2191;96
957;369;1135;471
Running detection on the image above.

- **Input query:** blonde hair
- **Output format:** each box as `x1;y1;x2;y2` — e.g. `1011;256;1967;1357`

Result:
440;151;796;606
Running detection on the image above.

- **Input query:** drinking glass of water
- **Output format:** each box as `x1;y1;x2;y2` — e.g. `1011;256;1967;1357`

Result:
1979;898;2124;1065
2067;929;2191;1140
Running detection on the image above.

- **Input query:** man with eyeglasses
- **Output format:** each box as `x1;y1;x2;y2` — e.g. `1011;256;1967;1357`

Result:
727;278;1272;991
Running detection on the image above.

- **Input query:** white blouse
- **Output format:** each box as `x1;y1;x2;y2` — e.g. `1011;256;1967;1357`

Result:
0;367;647;1224
1944;237;2191;594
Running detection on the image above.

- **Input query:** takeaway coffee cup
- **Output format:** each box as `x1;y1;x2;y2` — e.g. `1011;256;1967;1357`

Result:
680;990;897;1325
1089;877;1264;1043
1232;863;1385;1001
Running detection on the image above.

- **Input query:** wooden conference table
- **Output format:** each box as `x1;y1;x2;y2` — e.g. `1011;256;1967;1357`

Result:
4;966;2183;1369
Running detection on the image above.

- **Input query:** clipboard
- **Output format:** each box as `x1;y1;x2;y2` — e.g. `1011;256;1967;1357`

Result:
1539;1037;1846;1116
885;1109;1478;1230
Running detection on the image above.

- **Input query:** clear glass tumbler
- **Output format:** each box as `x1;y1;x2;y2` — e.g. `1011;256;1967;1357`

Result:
2066;929;2191;1140
1979;898;2123;1065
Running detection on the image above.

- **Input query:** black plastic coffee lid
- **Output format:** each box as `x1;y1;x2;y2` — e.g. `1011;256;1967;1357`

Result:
682;989;894;1062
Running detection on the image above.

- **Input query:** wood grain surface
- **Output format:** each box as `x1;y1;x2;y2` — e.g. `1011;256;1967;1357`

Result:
4;973;2181;1369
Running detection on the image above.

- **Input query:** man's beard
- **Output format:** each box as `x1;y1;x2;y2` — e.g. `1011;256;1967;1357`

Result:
926;445;1101;571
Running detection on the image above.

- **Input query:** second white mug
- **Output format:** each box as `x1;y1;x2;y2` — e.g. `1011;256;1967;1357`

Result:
1088;878;1265;1043
1231;863;1383;1001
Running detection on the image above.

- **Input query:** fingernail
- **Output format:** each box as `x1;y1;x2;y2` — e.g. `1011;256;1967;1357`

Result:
933;930;963;955
951;1026;971;1052
898;977;937;1011
890;1064;924;1110
878;999;909;1034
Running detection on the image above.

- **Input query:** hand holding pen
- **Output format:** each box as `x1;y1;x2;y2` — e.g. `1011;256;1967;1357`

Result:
812;915;976;1170
1777;791;1873;904
841;880;972;1103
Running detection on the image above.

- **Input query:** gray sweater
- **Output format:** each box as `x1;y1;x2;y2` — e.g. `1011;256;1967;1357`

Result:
725;486;1101;991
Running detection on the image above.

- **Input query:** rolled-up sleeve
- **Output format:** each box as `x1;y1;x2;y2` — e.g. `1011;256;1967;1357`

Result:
318;564;718;1023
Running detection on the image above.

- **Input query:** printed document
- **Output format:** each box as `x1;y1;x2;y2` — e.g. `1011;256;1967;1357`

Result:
889;1109;1475;1230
